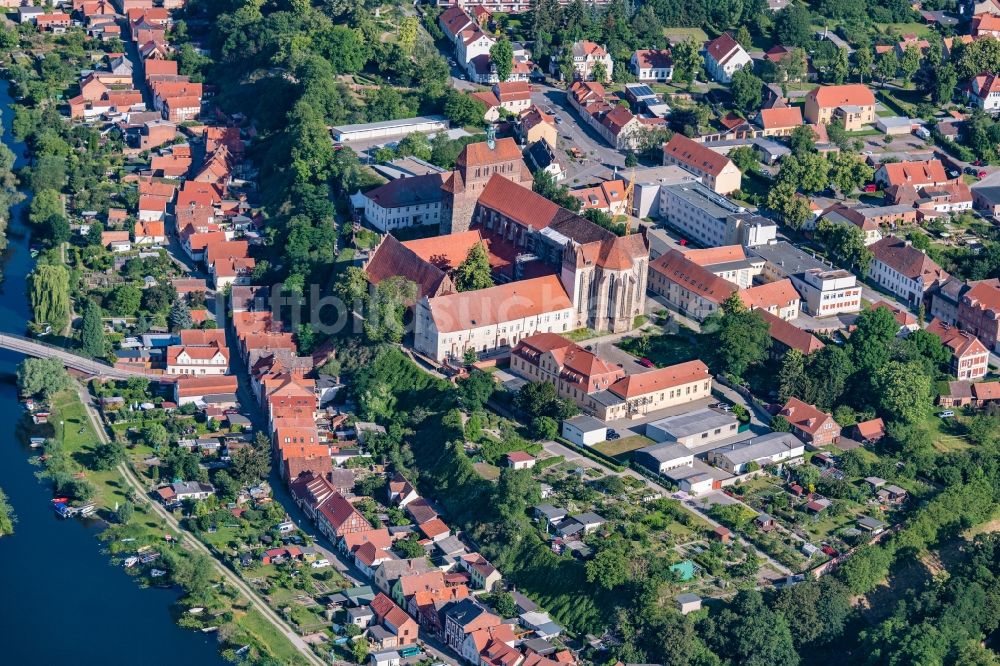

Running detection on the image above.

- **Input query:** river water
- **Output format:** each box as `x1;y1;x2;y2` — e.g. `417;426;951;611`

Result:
0;80;226;664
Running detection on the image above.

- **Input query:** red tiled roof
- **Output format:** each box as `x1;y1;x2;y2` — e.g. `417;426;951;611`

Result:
477;173;560;230
705;32;741;64
608;360;710;399
757;106;803;129
738;278;800;312
425;274;572;333
457;138;523;169
870;236;948;286
780;397;837;435
926;319;989;357
633;49;672;69
759;310;825;355
649;249;737;304
806;84;876;108
662;133;734;178
879;159;948;188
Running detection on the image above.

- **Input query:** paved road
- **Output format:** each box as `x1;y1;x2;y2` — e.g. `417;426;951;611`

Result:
0;332;164;381
75;383;327;666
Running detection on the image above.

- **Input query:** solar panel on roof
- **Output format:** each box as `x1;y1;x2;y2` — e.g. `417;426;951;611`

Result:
629;84;656;97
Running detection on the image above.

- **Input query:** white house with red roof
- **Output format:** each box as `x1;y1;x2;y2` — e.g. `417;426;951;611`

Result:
703;33;752;83
568;40;613;81
968;73;1000;110
927;320;991;380
630;49;673;81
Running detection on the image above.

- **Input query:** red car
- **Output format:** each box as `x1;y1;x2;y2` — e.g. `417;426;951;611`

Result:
639;357;655;368
863;183;877;193
821;545;839;557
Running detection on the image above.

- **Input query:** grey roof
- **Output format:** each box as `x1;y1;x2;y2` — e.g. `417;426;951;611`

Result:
663;181;747;220
647;408;738;439
883;484;907;495
435;534;467;556
572;511;605;526
534;504;567;520
676;593;701;604
749;241;830;274
332;115;448;134
865;476;886;487
858;516;886;530
588;389;625;407
564;414;606;432
877;116;913;128
348;605;374;618
636;441;693;463
711;432;804;466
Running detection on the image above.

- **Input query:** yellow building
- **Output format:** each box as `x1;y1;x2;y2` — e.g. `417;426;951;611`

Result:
803;84;876;131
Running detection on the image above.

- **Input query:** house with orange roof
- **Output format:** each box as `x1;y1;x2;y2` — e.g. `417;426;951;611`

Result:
850;418;885;443
465;624;518;665
165;343;229;375
754;106;803;137
958;279;1000;353
927;320;990;380
779;397;841;447
680;245;763;289
568;40;613;81
662;134;741;194
278;441;332;483
150;150;192;178
595;360;712;420
133;220;166;246
316;493;371;540
804;84;876;130
370;593;419;646
35;13;71;32
173;375;238;405
510;332;625;412
570;180;628;216
138;194;171;222
739;278;801;320
414;274;575;363
648;249;738;321
874;159;950;192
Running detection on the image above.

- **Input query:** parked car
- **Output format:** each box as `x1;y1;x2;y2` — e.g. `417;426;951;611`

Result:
554;116;563;124
311;559;331;569
938;410;955;418
606;429;621;440
638;357;655;368
863;183;877;193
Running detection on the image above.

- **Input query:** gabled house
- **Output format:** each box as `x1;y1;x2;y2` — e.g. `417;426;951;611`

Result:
703;32;752;83
926;320;990;380
630;49;673;81
779;397;840;447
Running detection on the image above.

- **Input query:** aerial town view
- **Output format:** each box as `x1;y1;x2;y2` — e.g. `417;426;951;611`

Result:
1;0;1000;664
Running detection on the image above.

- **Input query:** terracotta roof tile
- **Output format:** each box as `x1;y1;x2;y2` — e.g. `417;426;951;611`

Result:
608;360;710;399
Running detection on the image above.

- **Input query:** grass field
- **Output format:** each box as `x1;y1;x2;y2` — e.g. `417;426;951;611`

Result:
235;608;312;666
663;27;709;44
592;435;653;459
617;334;697;368
473;462;501;480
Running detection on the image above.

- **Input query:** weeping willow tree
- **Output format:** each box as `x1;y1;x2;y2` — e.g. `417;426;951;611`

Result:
29;263;70;332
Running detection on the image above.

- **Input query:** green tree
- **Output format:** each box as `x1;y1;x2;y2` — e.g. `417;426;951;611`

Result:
456;370;495;411
827;151;873;196
712;293;770;379
491;38;514;82
591;60;608;83
707;589;799;666
873;360;931;425
364;276;416;344
454;242;494;292
777;348;807;401
815;220;873;272
729;146;760;174
29;264;70;331
734;26;753;50
492;591;517;617
530;415;558;440
109;284;142;317
672;39;703;86
92;440;126;471
17;358;71;398
141;422;169;449
932;64;958;104
231;444;271;487
80;299;107;358
771;415;791;432
848;305;898;374
766;182;812;229
730;67;764;113
831;47;850;84
875;50;899;86
773;4;811;46
168;298;193;332
854;47;873;83
394;534;427;559
789;125;817;156
899;45;921;87
397;16;418;53
586;544;630;589
806;345;854;411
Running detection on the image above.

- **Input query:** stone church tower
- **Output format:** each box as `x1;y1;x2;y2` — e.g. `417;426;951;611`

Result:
440;133;533;235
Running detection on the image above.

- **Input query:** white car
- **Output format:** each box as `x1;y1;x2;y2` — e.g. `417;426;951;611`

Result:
311;559;331;569
937;410;955;418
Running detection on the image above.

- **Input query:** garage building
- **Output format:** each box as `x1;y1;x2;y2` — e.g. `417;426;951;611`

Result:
646;408;740;447
331;116;449;143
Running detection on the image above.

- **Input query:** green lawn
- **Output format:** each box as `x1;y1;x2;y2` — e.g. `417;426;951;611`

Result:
617;334;697;368
234;608;312;666
565;328;599;342
473;462;501;480
592;435;653;459
663;27;709;44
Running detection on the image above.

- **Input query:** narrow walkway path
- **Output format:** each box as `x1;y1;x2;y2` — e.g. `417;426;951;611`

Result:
75;382;326;666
